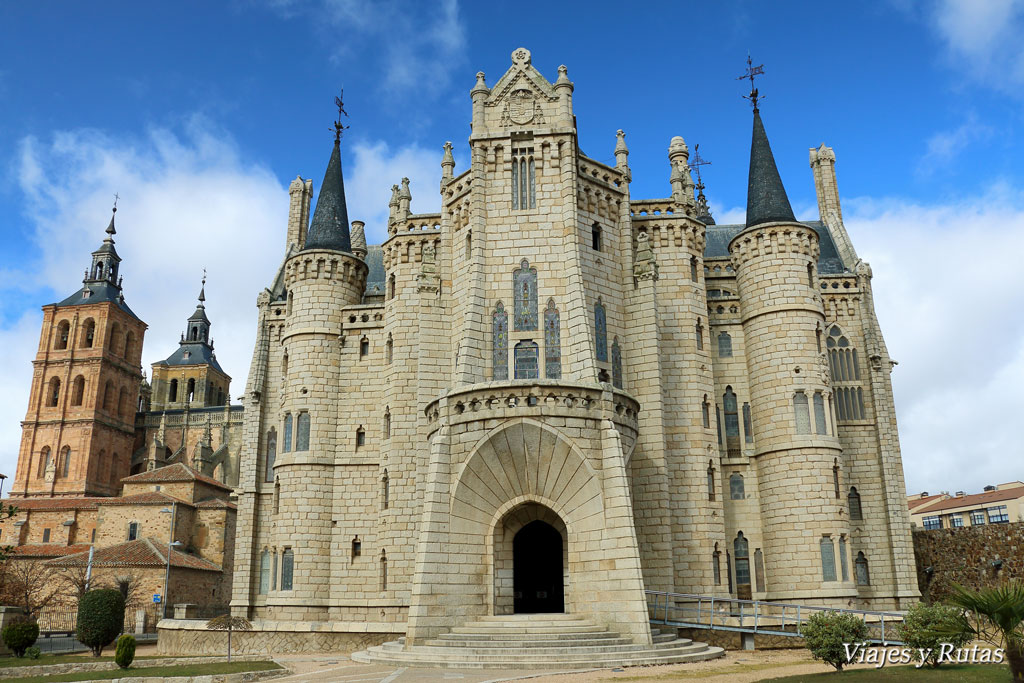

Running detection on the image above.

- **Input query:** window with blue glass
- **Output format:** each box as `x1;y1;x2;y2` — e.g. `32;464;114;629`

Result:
595;299;607;362
611;337;622;388
544;300;560;379
493;302;508;380
514;340;539;379
513;260;538;331
295;412;310;451
820;537;837;582
734;532;750;586
282;413;292;453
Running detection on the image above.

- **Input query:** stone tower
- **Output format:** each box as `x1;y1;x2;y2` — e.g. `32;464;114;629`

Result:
11;208;147;498
150;275;231;412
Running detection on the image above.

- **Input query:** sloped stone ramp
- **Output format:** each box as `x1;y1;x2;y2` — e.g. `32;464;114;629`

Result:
351;614;724;670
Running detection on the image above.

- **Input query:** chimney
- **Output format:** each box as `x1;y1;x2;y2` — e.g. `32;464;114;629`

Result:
955;491;965;497
920;492;929;498
984;485;996;492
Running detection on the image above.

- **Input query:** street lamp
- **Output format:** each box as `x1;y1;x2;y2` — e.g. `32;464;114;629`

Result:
0;473;8;499
159;505;183;617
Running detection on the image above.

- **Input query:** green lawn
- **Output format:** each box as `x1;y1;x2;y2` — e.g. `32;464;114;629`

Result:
0;660;282;682
0;653;176;668
765;663;1011;682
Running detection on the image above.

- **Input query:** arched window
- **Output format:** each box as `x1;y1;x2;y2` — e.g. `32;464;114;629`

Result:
60;446;71;478
109;452;119;484
264;430;277;483
295;412;310;451
513;340;539;379
833;461;840;499
386;334;393;364
81;319;95;348
38;447;51;478
734;532;750;587
716;404;722;444
273;479;280;514
742;402;753;443
55;321;70;350
839;536;849;581
848;486;863;520
594;299;607;362
754;548;766;592
271;549;278;590
282;352;288;378
117;387;127;418
109;322;122;354
724;387;740;457
713;545;722;584
718;332;733;357
381;469;390;510
793;392;810;434
383;408;391;439
592;222;602;251
186;378;195;403
611;338;623;388
280;548;294;590
47;377;61;407
168;379;178;403
380;549;388;591
707;462;716;501
813;391;827;434
282;414;293;453
190;326;198;341
695;318;704;351
807;262;815;288
103;380;114;411
855;552;870;585
71;376;85;406
820;536;837;582
690;257;698;282
701;395;710;428
492;302;508;380
511;150;536;210
513;260;538;331
125;331;134;359
360;337;369;357
729;473;744;500
544;300;560;379
726;551;733;592
826;326;860;382
388;273;396;300
259;549;270;595
355;426;365;449
351;536;362;559
465;231;472;259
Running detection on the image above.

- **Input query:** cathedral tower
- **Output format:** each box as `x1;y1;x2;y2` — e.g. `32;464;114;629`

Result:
12;207;147;498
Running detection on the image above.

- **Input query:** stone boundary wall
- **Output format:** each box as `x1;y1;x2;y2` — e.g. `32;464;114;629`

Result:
912;521;1024;604
677;627;805;650
158;620;401;655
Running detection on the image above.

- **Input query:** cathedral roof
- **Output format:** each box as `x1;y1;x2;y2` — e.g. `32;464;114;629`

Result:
54;281;141;320
745;110;796;228
704;221;846;274
120;462;232;491
304;139;352;253
154;341;226;374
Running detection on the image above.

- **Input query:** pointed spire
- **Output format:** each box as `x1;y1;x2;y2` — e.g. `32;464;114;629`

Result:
745;109;795;228
304;94;353;252
441;141;455;184
690;144;715;225
198;269;206;304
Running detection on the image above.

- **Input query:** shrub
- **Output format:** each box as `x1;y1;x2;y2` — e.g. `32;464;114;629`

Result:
76;588;125;657
25;646;40;660
114;634;136;669
802;610;870;671
2;617;39;658
897;602;972;667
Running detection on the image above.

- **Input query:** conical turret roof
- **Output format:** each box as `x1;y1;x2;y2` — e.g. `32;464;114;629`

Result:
304;139;352;252
745;110;795;228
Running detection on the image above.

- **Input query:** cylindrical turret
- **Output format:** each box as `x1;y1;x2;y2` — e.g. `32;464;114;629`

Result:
350;221;367;259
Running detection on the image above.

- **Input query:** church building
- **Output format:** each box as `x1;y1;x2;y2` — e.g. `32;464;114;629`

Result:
196;49;920;661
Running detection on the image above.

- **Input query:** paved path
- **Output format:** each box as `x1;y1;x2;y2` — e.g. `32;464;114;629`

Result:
270;656;585;683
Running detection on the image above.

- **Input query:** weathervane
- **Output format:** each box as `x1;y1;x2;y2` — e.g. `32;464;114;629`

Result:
333;89;350;142
688;143;711;189
736;54;765;111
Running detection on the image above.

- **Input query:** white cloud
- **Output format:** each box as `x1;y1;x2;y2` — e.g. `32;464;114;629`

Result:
845;184;1024;494
926;0;1024;89
917;115;993;175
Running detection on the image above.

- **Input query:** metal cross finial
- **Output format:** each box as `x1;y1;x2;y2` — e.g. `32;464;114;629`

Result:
333;89;350;142
736;54;765;111
202;267;207;286
112;192;120;212
688;143;712;187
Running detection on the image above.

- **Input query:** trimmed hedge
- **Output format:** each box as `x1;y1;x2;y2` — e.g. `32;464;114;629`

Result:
76;589;125;656
115;633;136;668
1;617;39;657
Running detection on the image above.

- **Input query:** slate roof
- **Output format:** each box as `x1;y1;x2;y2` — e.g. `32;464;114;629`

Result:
364;244;385;298
53;281;141;321
703;220;847;274
47;538;221;571
745;109;796;228
304;139;352;252
915;487;1024;515
153;341;226;374
120;462;232;491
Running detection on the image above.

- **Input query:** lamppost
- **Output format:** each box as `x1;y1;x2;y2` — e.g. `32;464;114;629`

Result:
0;473;8;499
159;504;183;618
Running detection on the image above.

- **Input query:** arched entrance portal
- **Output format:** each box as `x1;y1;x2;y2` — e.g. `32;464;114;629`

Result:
513;520;564;613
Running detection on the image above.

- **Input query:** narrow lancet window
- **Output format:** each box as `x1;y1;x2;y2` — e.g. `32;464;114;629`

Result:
493;302;508;380
611;338;623;388
595;299;607;362
544;299;561;379
513;260;538;331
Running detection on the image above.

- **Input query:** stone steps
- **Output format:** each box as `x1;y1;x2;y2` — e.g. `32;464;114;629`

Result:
350;615;725;670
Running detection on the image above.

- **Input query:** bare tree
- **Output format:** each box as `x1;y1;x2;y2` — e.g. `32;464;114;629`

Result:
0;559;60;616
57;563;95;603
113;573;144;609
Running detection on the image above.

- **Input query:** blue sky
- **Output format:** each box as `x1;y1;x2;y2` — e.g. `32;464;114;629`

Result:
2;1;1024;497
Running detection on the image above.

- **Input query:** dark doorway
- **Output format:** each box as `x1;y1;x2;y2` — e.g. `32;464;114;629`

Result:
513;520;564;613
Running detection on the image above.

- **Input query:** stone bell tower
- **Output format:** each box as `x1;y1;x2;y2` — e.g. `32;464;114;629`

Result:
12;206;147;498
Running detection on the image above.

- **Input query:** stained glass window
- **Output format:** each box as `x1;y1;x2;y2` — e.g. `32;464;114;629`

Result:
754;549;765;592
281;548;294;590
264;431;276;483
595;299;607;362
493;302;508;380
718;332;733;357
544;300;561;379
743;403;753;443
820;537;837;582
259;549;270;594
794;392;811;434
296;412;310;451
514;340;539;379
514;260;538;330
282;414;292;453
511;159;519;210
724;387;740;457
611;337;623;388
813;392;827;435
855;552;870;585
734;533;750;585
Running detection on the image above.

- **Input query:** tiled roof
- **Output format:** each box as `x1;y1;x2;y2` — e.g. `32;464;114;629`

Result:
99;491;194;508
47;538;221;572
120;463;231;490
916;487;1024;515
195;498;236;510
11;544;91;558
908;494;945;511
6;498;104;511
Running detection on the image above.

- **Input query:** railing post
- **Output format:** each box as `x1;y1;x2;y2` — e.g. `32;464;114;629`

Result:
709;597;715;629
754;600;759;632
782;605;786;634
796;605;802;636
881;615;886;646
